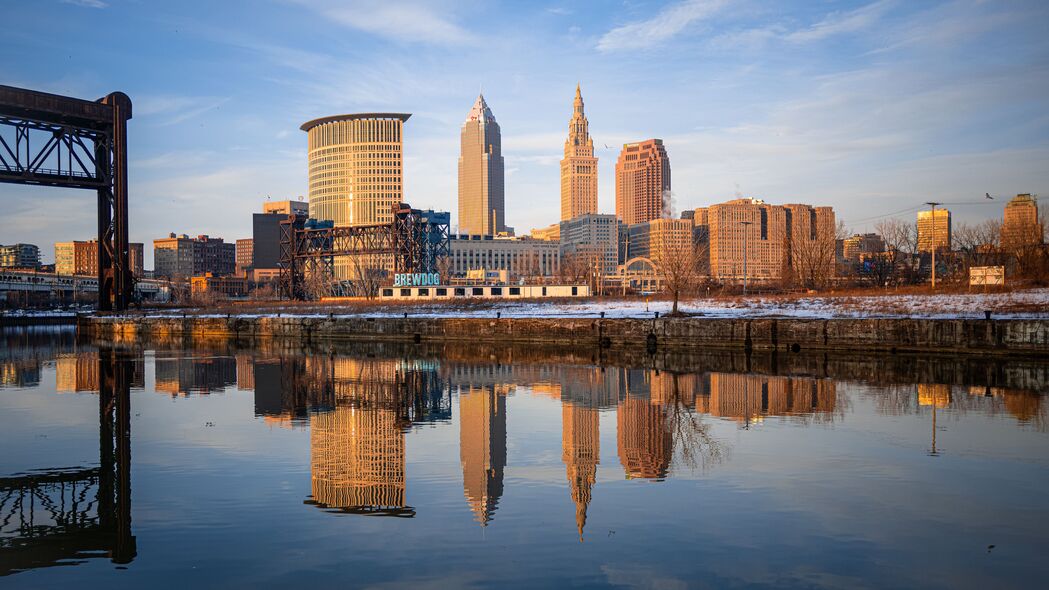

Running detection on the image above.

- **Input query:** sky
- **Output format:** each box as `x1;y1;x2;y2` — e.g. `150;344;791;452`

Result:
2;0;1048;266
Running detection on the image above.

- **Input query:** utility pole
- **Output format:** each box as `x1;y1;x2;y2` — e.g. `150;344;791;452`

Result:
924;202;941;290
740;220;753;296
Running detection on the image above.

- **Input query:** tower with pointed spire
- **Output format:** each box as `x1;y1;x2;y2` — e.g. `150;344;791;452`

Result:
458;94;506;235
561;84;599;222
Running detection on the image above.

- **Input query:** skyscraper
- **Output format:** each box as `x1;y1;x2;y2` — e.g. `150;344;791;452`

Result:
458;95;505;236
302;113;409;279
560;85;598;221
615;139;670;225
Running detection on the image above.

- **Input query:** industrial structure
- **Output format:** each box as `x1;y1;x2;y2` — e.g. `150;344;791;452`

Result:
0;85;133;310
278;203;450;300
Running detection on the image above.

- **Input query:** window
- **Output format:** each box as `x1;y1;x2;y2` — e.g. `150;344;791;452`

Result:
454;287;465;296
491;287;502;296
472;287;484;296
400;288;411;297
542;287;547;296
418;288;429;296
571;286;578;296
436;288;447;296
509;287;520;296
382;288;393;297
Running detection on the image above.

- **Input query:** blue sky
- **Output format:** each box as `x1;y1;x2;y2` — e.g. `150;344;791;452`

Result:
3;0;1048;265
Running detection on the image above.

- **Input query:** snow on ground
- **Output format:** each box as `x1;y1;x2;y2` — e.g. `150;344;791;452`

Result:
133;288;1049;320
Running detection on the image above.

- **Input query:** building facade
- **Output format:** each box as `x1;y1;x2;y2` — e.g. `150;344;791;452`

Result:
917;209;952;253
236;239;254;275
458;95;506;236
560;213;621;276
190;272;248;299
615;139;671;225
153;234;236;279
0;244;40;268
55;241;97;276
842;233;885;263
303;113;409;280
560;85;598;222
262;199;309;216
708;198;835;283
530;223;561;242
623;218;695;263
449;235;560;279
1002;193;1043;250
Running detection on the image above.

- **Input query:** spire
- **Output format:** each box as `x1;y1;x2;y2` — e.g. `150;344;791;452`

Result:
574;83;584;114
466;93;496;123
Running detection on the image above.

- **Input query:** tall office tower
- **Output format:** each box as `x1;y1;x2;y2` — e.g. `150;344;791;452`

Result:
562;402;600;540
1002;193;1043;250
458;95;505;236
459;386;507;526
916;209;952;253
302;113;409;278
560;85;598;221
615;139;670;225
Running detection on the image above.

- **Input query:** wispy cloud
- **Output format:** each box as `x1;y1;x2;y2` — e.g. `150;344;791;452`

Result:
135;95;232;126
293;0;477;45
60;0;107;8
785;0;894;43
597;0;728;52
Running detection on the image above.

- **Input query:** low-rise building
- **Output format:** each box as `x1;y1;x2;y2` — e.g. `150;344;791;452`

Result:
191;272;248;299
0;243;40;268
530;223;561;242
448;235;559;280
842;233;885;263
154;234;236;279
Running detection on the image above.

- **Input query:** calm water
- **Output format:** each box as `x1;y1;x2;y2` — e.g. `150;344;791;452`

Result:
2;327;1048;589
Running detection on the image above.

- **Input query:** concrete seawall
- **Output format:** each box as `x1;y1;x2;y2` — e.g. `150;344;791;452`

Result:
78;315;1049;356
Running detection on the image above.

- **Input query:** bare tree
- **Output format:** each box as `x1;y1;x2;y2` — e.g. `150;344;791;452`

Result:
661;372;725;472
788;221;842;291
875;218;919;285
650;232;706;315
557;251;594;285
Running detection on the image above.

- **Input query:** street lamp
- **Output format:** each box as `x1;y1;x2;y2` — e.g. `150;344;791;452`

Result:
739;221;753;295
924;201;941;290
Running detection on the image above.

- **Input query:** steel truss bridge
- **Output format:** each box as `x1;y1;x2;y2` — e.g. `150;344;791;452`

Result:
0;348;135;576
0;85;133;311
278;203;450;300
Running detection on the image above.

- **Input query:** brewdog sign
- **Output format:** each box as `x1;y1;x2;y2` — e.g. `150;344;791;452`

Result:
393;273;441;287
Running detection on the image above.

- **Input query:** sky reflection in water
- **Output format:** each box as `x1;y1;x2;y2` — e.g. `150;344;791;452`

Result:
1;327;1048;588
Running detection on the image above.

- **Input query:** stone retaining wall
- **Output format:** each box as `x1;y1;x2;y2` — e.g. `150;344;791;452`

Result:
77;315;1049;356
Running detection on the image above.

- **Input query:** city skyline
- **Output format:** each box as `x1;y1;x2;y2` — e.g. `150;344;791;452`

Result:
2;1;1048;265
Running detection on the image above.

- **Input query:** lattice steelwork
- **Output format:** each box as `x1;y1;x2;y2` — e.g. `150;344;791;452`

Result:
0;85;133;311
279;203;450;300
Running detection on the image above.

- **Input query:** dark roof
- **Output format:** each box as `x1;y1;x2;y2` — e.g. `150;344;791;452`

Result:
300;113;411;131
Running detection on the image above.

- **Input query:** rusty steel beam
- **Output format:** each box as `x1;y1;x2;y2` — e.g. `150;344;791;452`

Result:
0;85;133;311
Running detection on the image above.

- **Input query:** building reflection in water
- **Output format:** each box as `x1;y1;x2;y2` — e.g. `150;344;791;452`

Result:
458;386;507;526
154;353;236;396
562;399;599;540
697;373;838;426
303;358;450;517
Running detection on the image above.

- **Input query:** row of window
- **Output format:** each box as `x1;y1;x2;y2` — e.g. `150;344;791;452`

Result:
381;286;578;298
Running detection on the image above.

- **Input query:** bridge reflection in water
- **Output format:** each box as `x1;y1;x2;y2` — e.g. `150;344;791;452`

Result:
0;346;135;576
3;331;1046;564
